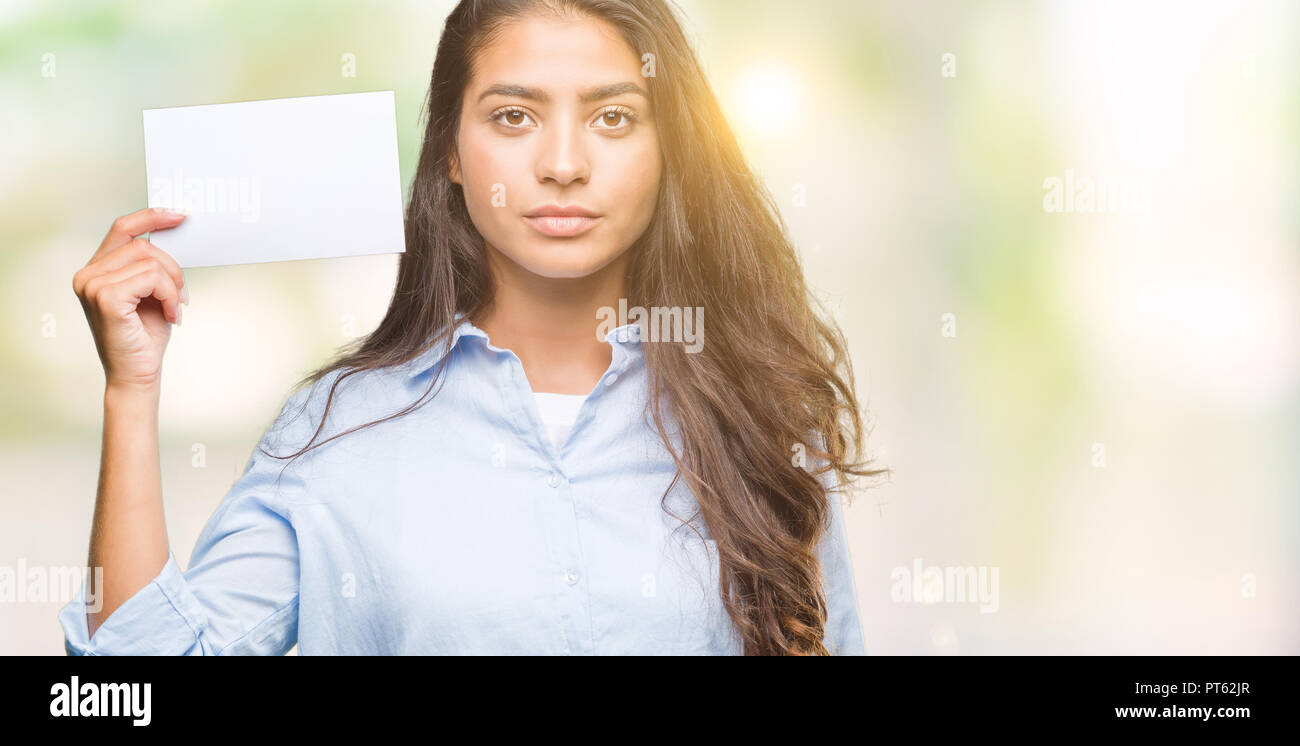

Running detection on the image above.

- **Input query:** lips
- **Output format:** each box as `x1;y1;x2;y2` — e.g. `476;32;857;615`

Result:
523;204;602;237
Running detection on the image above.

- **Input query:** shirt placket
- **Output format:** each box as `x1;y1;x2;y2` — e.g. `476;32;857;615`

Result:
494;339;635;655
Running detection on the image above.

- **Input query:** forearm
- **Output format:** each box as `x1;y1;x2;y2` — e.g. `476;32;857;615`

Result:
87;383;170;637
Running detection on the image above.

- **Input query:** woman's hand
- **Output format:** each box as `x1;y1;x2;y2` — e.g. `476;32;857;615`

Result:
72;207;189;393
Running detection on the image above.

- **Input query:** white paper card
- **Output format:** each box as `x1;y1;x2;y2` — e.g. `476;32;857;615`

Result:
142;91;406;268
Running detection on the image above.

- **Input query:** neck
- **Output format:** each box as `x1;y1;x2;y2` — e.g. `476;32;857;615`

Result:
471;244;630;395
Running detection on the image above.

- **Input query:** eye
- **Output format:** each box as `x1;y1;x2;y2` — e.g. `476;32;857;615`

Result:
592;105;639;131
490;106;535;129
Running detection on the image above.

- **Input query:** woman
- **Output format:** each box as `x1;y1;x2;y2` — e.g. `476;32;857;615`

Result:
62;0;882;655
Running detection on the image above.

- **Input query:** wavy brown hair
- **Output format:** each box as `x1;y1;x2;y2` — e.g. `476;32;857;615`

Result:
267;0;885;655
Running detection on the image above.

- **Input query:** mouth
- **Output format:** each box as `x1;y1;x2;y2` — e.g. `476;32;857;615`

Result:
522;206;602;238
523;215;601;237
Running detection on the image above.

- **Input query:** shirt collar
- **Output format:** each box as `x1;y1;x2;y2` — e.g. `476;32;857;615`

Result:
403;312;644;381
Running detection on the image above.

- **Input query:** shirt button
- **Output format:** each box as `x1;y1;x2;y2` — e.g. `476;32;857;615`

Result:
604;373;618;386
564;570;580;585
547;471;562;488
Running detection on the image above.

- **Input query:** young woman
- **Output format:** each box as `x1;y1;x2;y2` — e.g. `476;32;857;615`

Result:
63;0;882;655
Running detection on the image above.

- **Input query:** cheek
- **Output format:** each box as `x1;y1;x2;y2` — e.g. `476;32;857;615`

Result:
608;142;661;219
458;135;519;219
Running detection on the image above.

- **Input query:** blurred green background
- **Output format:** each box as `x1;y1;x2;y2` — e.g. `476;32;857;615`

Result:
1;0;1296;654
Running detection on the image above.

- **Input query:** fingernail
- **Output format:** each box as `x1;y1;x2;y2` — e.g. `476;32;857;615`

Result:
159;206;189;216
180;285;190;305
176;305;183;326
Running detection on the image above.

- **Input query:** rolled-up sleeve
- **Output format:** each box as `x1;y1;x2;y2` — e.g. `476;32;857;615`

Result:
59;386;318;656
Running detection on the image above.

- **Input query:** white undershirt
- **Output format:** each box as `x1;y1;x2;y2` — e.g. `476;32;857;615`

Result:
532;392;587;449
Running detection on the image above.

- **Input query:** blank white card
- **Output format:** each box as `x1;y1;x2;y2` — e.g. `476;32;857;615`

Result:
142;91;406;268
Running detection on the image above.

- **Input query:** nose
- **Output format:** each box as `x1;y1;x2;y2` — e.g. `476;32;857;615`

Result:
535;116;590;186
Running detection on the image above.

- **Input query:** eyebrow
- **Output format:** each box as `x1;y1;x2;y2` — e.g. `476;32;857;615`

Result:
476;81;650;104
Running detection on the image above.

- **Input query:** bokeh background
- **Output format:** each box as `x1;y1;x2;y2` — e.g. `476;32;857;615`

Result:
1;0;1296;654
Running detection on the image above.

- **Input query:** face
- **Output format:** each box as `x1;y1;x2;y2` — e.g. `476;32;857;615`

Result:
450;13;662;279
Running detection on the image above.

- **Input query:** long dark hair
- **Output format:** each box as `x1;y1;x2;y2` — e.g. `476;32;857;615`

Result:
268;0;885;655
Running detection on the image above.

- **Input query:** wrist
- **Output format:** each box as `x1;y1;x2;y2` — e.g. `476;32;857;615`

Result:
104;380;161;410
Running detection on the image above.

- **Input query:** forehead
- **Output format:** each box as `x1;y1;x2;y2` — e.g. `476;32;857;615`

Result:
468;13;642;94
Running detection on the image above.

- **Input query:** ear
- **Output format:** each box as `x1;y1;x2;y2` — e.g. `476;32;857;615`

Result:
448;150;462;185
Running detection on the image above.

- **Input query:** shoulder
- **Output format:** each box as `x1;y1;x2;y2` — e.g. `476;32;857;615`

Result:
261;362;414;459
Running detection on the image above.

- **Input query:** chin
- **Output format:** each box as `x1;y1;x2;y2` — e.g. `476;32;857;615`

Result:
506;241;623;280
517;259;609;279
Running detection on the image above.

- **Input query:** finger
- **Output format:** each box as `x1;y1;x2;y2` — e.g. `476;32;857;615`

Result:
84;258;181;325
87;238;187;303
120;264;182;326
95;207;188;258
81;258;154;304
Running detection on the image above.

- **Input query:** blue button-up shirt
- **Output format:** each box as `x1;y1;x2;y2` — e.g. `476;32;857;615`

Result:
59;316;867;654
